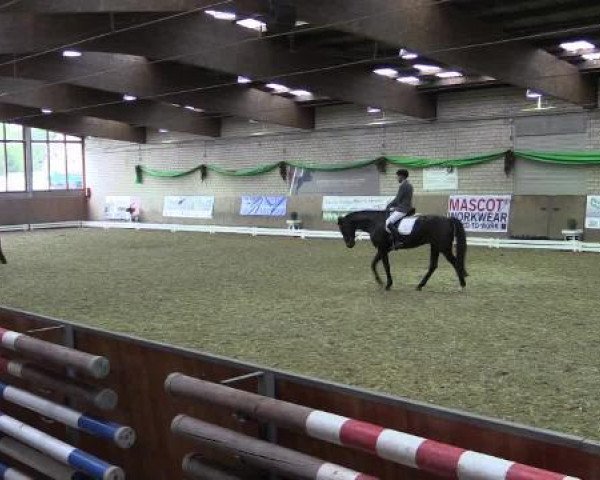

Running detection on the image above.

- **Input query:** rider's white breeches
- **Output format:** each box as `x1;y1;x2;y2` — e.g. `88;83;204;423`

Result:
385;211;407;232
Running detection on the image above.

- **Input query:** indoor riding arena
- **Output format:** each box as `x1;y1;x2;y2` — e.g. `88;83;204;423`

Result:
0;2;599;479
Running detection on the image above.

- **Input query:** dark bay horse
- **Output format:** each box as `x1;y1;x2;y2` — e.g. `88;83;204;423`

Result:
337;210;467;290
0;237;6;264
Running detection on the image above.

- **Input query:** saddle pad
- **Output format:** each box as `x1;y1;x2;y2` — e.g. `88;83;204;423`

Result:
397;216;418;235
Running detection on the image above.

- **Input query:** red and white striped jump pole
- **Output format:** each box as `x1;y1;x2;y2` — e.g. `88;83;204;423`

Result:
165;374;579;480
0;327;109;379
172;415;378;480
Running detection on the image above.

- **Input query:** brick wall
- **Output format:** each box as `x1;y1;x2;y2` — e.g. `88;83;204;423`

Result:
86;86;600;230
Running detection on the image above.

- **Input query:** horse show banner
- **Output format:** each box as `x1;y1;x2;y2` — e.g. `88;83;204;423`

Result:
240;196;287;216
322;196;393;222
448;195;511;232
104;196;140;221
423;167;458;191
163;196;214;218
586;195;600;229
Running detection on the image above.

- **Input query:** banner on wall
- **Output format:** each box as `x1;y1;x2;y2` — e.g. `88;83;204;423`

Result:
240;196;287;216
104;196;140;221
448;195;511;232
163;196;214;219
322;196;393;222
423;167;458;191
585;195;600;229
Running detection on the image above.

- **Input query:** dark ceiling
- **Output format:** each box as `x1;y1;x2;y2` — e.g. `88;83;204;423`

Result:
0;0;598;143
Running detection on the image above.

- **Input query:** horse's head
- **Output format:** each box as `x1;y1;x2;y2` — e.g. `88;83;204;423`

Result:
337;215;356;248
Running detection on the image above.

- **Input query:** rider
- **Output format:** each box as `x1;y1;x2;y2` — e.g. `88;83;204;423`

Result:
385;169;414;249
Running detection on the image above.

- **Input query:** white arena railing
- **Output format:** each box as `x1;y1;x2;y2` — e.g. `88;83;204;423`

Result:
0;220;599;253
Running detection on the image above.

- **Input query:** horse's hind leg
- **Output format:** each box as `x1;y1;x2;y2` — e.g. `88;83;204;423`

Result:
371;251;383;285
381;251;393;291
417;246;439;291
443;250;466;289
0;241;6;265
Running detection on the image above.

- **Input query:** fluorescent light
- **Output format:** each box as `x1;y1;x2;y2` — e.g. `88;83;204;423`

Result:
265;83;290;93
237;76;252;84
560;40;595;52
62;50;82;58
236;18;266;32
435;71;463;79
526;89;542;99
184;105;204;112
169;103;181;108
41;108;52;114
373;67;398;78
582;52;600;61
123;94;137;101
414;64;442;74
399;49;418;60
158;129;169;133
367;107;381;114
295;20;309;27
290;89;312;97
205;10;236;21
397;76;420;85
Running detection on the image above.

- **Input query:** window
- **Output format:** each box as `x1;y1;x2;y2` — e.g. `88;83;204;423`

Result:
0;124;26;192
30;128;84;191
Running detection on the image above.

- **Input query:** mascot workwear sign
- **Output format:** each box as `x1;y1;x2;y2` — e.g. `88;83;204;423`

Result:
448;195;512;232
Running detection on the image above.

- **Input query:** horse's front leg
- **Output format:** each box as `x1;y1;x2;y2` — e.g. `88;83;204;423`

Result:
381;250;393;291
371;251;383;285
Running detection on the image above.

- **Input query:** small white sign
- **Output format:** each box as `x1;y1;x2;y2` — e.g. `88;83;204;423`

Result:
105;196;138;221
585;195;600;229
322;196;393;222
423;167;458;191
163;196;214;219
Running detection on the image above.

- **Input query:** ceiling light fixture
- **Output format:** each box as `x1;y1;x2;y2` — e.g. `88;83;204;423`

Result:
265;83;290;93
397;76;420;85
159;129;169;133
373;67;398;78
184;105;204;112
295;20;309;27
435;71;463;78
236;18;266;32
62;50;82;58
414;64;442;74
237;76;252;84
399;49;418;60
560;40;595;52
290;89;312;97
123;94;137;101
526;89;542;99
205;10;237;21
41;108;52;114
367;107;382;114
582;52;600;61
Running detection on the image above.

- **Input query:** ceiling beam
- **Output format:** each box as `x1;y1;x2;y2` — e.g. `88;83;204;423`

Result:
0;104;146;143
0;53;314;129
0;77;221;137
81;14;436;118
290;0;596;107
0;0;218;13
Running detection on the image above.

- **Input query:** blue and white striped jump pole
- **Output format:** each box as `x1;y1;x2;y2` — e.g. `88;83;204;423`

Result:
0;381;135;448
0;412;124;480
0;434;89;480
0;461;33;480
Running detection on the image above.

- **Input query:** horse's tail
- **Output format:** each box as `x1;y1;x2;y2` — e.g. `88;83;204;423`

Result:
451;217;466;276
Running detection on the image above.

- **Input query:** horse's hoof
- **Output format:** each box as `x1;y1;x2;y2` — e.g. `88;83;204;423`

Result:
385;285;392;291
416;285;423;291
